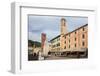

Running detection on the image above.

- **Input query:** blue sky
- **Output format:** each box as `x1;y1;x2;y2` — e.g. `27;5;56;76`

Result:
28;15;88;42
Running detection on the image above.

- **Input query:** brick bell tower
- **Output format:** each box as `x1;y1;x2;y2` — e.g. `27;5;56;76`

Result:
60;18;67;50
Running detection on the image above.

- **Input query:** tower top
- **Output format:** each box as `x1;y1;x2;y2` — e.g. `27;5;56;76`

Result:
61;18;66;21
61;18;67;35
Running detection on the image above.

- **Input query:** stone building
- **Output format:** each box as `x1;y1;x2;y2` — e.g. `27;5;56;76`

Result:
49;18;88;56
63;24;88;52
50;35;60;52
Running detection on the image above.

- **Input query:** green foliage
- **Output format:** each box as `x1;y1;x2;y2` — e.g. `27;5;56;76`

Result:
28;40;41;47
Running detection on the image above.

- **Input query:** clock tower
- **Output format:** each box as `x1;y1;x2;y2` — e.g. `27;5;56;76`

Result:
61;18;67;35
60;18;67;50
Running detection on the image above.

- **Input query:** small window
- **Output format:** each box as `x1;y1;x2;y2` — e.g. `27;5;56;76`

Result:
65;41;66;44
83;28;85;31
64;21;66;26
75;44;76;47
82;42;85;46
65;36;66;39
75;31;76;34
57;43;60;46
69;45;70;48
82;34;85;39
75;37;76;41
69;40;70;43
64;46;66;49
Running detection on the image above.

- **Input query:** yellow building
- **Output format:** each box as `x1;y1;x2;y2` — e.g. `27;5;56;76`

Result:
63;24;88;51
49;18;88;56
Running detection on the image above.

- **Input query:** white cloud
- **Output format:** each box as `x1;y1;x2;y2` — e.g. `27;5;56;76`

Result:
28;15;88;42
28;32;41;42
